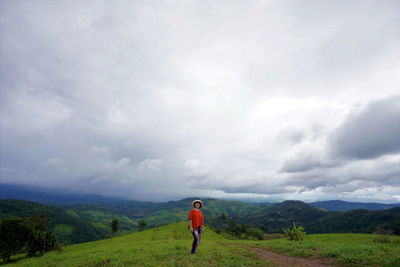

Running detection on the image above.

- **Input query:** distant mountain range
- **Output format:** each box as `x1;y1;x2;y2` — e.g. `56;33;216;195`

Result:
1;183;399;211
308;200;400;211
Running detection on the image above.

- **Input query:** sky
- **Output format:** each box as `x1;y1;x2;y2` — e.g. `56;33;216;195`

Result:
1;0;399;203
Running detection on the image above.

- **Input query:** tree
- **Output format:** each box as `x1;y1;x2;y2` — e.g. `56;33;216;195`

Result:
25;213;59;257
0;218;31;263
226;221;242;235
220;212;227;221
111;219;119;234
0;214;59;263
138;219;147;231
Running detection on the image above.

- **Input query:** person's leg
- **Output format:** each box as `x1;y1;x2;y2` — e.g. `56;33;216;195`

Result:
197;226;202;246
191;229;199;254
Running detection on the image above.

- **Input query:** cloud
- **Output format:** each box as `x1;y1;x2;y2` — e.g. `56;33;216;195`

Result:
327;95;400;160
138;158;163;171
1;0;399;202
183;159;210;178
279;150;321;173
44;158;67;172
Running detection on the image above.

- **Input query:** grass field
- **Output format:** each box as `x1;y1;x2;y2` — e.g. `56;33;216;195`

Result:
3;222;400;267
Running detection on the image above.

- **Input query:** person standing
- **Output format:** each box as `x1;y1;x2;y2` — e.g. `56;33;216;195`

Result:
188;199;204;254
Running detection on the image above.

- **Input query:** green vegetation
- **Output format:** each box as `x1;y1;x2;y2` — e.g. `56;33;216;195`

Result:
234;200;400;235
111;219;120;234
243;233;400;266
0;199;103;244
3;222;269;267
0;213;60;263
283;222;306;241
61;204;138;235
3;222;399;267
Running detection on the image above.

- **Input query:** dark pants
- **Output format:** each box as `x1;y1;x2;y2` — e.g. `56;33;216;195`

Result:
191;226;202;254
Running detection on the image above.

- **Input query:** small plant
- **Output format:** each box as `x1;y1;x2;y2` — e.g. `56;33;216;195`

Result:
282;222;306;241
151;228;160;240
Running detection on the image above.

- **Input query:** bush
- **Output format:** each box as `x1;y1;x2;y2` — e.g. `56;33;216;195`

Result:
246;227;265;240
282;222;306;241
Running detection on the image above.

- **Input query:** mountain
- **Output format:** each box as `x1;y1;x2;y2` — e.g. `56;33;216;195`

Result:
233;200;400;235
306;207;400;234
0;183;133;206
233;200;334;233
309;200;400;211
0;183;268;226
97;197;267;227
2;183;399;212
60;203;138;235
0;199;105;244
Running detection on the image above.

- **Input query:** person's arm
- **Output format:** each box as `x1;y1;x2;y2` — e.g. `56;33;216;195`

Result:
188;211;194;232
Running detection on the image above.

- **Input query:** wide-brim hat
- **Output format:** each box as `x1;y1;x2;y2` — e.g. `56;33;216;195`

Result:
192;199;203;209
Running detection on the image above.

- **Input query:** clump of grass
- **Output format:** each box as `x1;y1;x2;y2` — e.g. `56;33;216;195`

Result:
282;222;306;241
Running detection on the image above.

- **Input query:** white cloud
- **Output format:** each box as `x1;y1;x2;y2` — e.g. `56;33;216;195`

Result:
138;158;163;171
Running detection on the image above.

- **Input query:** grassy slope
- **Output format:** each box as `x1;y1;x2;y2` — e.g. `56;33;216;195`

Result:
236;233;400;267
4;222;400;267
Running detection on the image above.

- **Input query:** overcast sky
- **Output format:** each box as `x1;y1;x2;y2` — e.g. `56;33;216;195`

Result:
1;0;399;203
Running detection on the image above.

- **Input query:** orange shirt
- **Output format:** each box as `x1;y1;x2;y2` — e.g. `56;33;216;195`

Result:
188;208;203;228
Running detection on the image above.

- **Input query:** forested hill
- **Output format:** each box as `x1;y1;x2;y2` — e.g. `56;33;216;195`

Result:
0;199;104;244
233;200;400;235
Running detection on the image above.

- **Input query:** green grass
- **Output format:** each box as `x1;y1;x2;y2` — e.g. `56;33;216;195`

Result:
231;233;400;267
3;222;400;267
3;222;269;267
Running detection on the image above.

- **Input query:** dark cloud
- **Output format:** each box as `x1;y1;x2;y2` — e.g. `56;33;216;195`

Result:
327;95;400;160
279;151;321;173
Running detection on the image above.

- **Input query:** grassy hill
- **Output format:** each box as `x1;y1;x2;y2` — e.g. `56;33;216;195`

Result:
3;221;400;266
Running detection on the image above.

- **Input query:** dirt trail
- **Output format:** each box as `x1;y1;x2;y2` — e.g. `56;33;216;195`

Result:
218;242;336;267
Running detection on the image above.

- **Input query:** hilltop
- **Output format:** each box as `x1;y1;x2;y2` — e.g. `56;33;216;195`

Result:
3;221;400;266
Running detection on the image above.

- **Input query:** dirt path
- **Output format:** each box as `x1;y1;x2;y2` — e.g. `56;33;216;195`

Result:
218;242;336;267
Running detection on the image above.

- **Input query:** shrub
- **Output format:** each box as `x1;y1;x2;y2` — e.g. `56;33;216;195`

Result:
282;222;306;241
246;227;265;240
